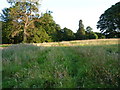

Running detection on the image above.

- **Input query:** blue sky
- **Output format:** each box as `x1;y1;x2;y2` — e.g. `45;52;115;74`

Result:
0;0;119;32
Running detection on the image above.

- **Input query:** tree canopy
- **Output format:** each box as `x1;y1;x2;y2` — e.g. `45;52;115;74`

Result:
57;27;75;41
1;0;107;44
76;20;86;40
1;0;41;43
97;2;120;38
85;26;98;39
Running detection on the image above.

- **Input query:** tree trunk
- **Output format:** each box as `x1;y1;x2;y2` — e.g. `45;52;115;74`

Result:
23;14;29;43
23;28;27;43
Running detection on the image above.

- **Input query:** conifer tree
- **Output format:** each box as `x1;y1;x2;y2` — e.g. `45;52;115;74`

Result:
76;20;86;40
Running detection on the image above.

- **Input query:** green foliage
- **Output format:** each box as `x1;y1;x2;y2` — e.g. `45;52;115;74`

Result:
27;27;51;43
57;27;75;41
1;8;61;43
2;44;120;88
97;2;120;38
95;32;106;39
87;32;98;39
1;1;40;43
1;1;109;44
86;26;92;33
39;12;61;42
2;21;12;44
76;20;86;40
86;26;98;39
2;0;116;43
0;8;11;22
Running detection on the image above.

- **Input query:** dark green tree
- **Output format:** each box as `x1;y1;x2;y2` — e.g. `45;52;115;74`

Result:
1;8;15;43
86;26;92;33
27;27;50;43
1;0;40;43
57;27;75;41
76;20;86;40
86;26;98;39
95;32;105;39
2;21;13;44
0;8;11;22
97;2;120;38
2;21;23;44
38;12;61;41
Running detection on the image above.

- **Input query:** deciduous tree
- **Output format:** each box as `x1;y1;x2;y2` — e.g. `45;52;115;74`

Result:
57;27;75;41
1;0;41;43
86;26;98;39
97;2;120;38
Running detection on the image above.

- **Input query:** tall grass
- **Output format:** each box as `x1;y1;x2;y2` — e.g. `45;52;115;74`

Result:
2;42;120;88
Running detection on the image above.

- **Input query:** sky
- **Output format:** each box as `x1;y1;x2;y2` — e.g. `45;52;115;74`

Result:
0;0;120;32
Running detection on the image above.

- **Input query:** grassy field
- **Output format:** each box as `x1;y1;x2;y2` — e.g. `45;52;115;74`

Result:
2;39;120;88
0;44;11;47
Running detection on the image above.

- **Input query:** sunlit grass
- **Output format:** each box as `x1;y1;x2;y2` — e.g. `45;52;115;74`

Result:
2;39;120;88
32;38;119;47
0;44;11;47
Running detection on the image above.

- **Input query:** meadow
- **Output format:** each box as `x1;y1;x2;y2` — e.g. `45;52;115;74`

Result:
2;39;120;88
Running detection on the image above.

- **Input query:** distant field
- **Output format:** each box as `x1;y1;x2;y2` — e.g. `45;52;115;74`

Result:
0;38;120;47
2;39;120;88
32;38;120;47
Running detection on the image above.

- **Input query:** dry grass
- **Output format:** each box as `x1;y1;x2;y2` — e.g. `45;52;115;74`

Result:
32;38;120;47
1;38;119;47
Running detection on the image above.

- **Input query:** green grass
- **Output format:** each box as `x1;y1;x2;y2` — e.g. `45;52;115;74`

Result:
2;43;120;88
0;44;11;47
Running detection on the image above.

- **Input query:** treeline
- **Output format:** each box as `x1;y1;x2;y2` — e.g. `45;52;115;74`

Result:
1;1;120;44
1;12;104;44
